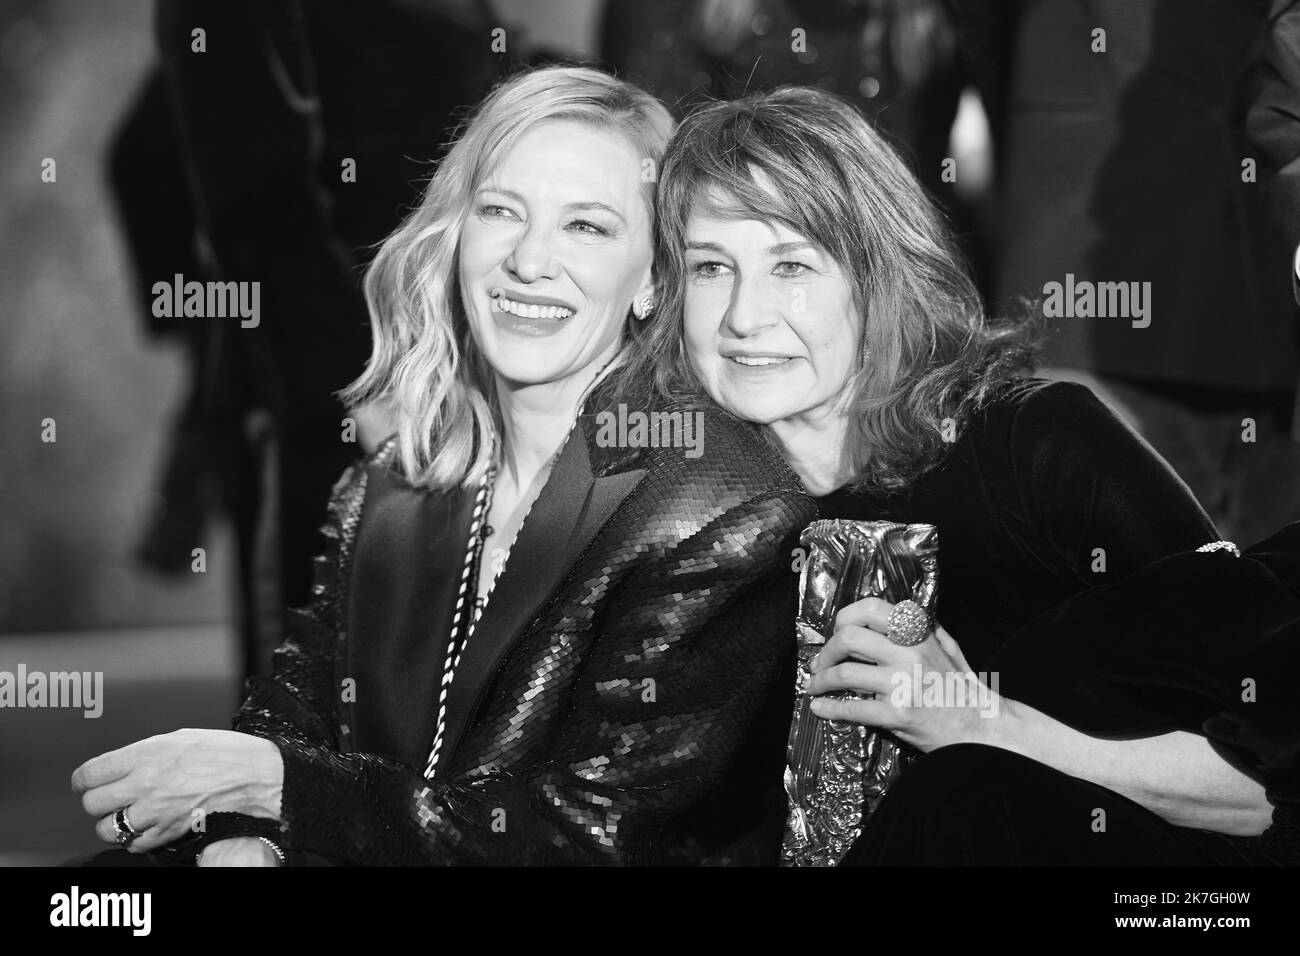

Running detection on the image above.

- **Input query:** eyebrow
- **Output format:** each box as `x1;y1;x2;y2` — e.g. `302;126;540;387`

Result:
477;187;627;226
685;239;818;256
769;240;817;256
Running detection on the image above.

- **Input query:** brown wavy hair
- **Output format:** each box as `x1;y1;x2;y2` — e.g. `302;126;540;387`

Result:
620;85;1040;493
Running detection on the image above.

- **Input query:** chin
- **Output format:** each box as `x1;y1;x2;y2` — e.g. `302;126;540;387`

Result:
700;381;789;427
492;361;565;387
480;354;539;385
713;396;793;426
481;337;559;376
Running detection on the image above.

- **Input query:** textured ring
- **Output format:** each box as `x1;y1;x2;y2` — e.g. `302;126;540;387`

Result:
1196;540;1239;557
113;807;139;845
885;599;930;646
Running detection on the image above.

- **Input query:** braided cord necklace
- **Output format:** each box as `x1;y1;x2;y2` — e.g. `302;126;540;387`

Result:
424;460;497;779
421;388;593;780
421;426;569;780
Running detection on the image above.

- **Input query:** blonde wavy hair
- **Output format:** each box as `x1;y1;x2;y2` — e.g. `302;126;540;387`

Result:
339;65;674;491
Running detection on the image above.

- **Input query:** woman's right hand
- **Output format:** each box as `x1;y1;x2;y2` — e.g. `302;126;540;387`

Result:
197;837;280;867
73;728;284;853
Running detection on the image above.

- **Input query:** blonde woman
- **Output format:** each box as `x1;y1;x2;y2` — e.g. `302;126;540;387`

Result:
72;66;814;866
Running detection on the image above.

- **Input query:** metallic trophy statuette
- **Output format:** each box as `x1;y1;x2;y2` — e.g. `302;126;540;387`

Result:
782;519;939;867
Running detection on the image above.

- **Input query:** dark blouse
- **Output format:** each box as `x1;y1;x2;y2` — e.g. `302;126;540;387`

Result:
992;520;1300;862
814;379;1218;669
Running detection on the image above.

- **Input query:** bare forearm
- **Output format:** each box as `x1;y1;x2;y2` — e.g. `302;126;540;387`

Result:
987;699;1272;836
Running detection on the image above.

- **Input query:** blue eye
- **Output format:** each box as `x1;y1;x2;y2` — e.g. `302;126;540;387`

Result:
479;204;517;220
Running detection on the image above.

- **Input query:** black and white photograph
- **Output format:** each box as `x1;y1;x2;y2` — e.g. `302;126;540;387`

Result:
1;0;1298;936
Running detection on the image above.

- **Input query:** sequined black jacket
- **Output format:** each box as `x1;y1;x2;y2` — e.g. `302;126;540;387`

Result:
231;401;816;865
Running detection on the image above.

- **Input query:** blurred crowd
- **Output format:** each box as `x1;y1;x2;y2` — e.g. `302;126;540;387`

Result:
110;0;1300;679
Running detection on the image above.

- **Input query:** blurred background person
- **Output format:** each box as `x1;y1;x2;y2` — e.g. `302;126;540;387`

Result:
134;0;501;680
1;0;502;863
1248;0;1300;307
986;0;1300;546
601;0;1003;294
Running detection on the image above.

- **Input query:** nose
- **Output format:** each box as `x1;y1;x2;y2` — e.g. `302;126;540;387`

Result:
722;272;781;338
504;221;560;283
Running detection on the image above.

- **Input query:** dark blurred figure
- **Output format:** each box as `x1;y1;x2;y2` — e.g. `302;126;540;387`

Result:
1248;0;1300;306
988;0;1300;546
108;68;223;590
110;0;499;681
600;0;1001;290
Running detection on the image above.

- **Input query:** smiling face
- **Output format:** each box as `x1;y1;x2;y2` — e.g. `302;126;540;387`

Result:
682;209;863;436
457;120;654;392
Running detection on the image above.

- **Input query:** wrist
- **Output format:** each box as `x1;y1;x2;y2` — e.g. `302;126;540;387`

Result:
237;737;285;820
197;836;283;868
978;693;1029;755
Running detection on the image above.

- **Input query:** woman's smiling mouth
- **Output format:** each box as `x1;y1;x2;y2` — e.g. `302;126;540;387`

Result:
726;354;794;367
490;288;576;320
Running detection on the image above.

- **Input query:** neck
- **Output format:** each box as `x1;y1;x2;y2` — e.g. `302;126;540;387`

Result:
492;347;619;485
768;406;857;497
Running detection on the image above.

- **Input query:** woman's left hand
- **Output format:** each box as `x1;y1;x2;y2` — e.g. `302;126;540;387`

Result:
806;597;1002;753
71;729;283;853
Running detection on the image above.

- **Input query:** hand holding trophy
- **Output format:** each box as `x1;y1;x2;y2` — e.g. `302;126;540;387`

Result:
783;520;938;867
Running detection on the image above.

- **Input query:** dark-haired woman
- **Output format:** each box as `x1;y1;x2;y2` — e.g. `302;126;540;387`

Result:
627;84;1286;863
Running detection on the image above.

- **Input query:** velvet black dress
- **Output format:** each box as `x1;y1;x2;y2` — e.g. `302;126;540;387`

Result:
814;379;1218;671
822;379;1296;865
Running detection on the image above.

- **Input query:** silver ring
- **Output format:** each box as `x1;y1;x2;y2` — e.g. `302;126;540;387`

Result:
886;599;930;646
113;807;139;845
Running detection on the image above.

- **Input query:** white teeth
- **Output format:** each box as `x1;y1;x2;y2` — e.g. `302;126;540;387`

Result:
491;294;573;320
730;355;790;367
